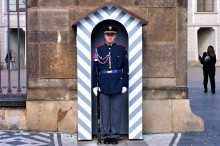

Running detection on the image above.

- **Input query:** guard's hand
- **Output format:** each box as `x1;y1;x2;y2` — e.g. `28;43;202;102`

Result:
121;87;127;93
93;87;100;96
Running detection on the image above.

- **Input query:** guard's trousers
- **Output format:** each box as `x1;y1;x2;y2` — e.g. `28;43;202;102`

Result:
100;93;123;138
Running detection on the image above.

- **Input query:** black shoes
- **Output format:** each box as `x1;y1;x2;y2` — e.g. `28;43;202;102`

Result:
104;138;111;144
103;138;118;145
111;138;118;145
204;89;216;94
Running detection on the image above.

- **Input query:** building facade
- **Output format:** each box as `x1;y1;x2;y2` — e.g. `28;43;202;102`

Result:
188;0;220;66
0;0;204;139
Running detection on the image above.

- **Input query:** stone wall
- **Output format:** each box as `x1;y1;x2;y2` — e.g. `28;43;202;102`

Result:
26;0;204;133
27;1;78;132
0;109;26;130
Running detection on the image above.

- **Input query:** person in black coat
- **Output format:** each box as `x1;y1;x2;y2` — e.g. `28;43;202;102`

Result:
92;26;128;145
199;45;216;94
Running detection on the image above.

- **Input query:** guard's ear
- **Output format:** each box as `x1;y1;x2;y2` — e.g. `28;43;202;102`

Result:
104;34;107;39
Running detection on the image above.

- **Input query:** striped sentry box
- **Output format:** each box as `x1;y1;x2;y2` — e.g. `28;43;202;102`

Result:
76;3;147;140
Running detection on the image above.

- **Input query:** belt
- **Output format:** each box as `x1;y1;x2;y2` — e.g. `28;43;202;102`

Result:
100;69;123;74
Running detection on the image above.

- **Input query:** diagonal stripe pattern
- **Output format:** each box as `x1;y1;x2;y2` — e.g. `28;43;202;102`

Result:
77;4;143;140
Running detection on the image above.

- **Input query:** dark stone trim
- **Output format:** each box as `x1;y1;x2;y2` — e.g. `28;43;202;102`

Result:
0;95;26;107
143;87;188;100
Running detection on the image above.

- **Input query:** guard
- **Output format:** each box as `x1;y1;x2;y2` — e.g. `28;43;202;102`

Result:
92;26;128;145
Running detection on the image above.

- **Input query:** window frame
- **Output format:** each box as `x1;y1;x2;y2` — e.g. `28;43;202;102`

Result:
197;0;214;12
1;0;27;107
9;0;25;12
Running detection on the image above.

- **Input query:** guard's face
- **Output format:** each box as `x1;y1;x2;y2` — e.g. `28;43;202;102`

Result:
104;34;116;44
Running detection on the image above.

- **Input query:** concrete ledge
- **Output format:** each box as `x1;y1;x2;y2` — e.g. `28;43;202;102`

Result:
28;79;77;89
27;88;77;100
143;78;176;88
143;87;188;100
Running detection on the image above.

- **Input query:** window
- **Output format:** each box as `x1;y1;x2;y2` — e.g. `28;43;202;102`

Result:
1;0;27;107
197;0;214;12
9;0;25;12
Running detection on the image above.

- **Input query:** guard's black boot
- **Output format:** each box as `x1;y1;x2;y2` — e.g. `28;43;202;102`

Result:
204;89;207;93
104;138;111;144
111;138;118;145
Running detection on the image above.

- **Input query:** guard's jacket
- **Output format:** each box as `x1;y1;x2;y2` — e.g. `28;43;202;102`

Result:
92;42;128;94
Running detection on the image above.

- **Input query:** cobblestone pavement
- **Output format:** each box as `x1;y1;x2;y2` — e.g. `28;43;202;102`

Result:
0;67;219;146
144;121;220;146
0;131;77;146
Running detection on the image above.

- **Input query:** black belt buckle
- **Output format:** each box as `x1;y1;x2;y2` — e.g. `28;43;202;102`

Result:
107;70;112;74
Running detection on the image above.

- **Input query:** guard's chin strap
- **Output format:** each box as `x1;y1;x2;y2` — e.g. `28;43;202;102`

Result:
106;42;115;46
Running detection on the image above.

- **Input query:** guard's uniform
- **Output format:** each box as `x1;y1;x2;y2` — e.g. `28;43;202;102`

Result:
92;42;128;139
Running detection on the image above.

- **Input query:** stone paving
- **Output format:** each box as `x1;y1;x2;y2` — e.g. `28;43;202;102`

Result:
0;67;219;146
78;138;148;146
144;121;220;146
0;131;77;146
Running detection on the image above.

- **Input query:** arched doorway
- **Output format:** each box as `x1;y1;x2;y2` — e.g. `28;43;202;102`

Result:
9;28;26;69
197;27;216;56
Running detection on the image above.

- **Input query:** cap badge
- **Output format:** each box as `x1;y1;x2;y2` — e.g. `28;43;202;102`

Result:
109;26;112;30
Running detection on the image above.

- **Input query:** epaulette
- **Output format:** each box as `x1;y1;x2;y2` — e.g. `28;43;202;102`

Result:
96;44;104;48
117;43;126;47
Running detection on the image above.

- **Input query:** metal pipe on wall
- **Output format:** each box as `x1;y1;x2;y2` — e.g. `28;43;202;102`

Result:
17;0;21;94
7;0;11;94
25;0;28;92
